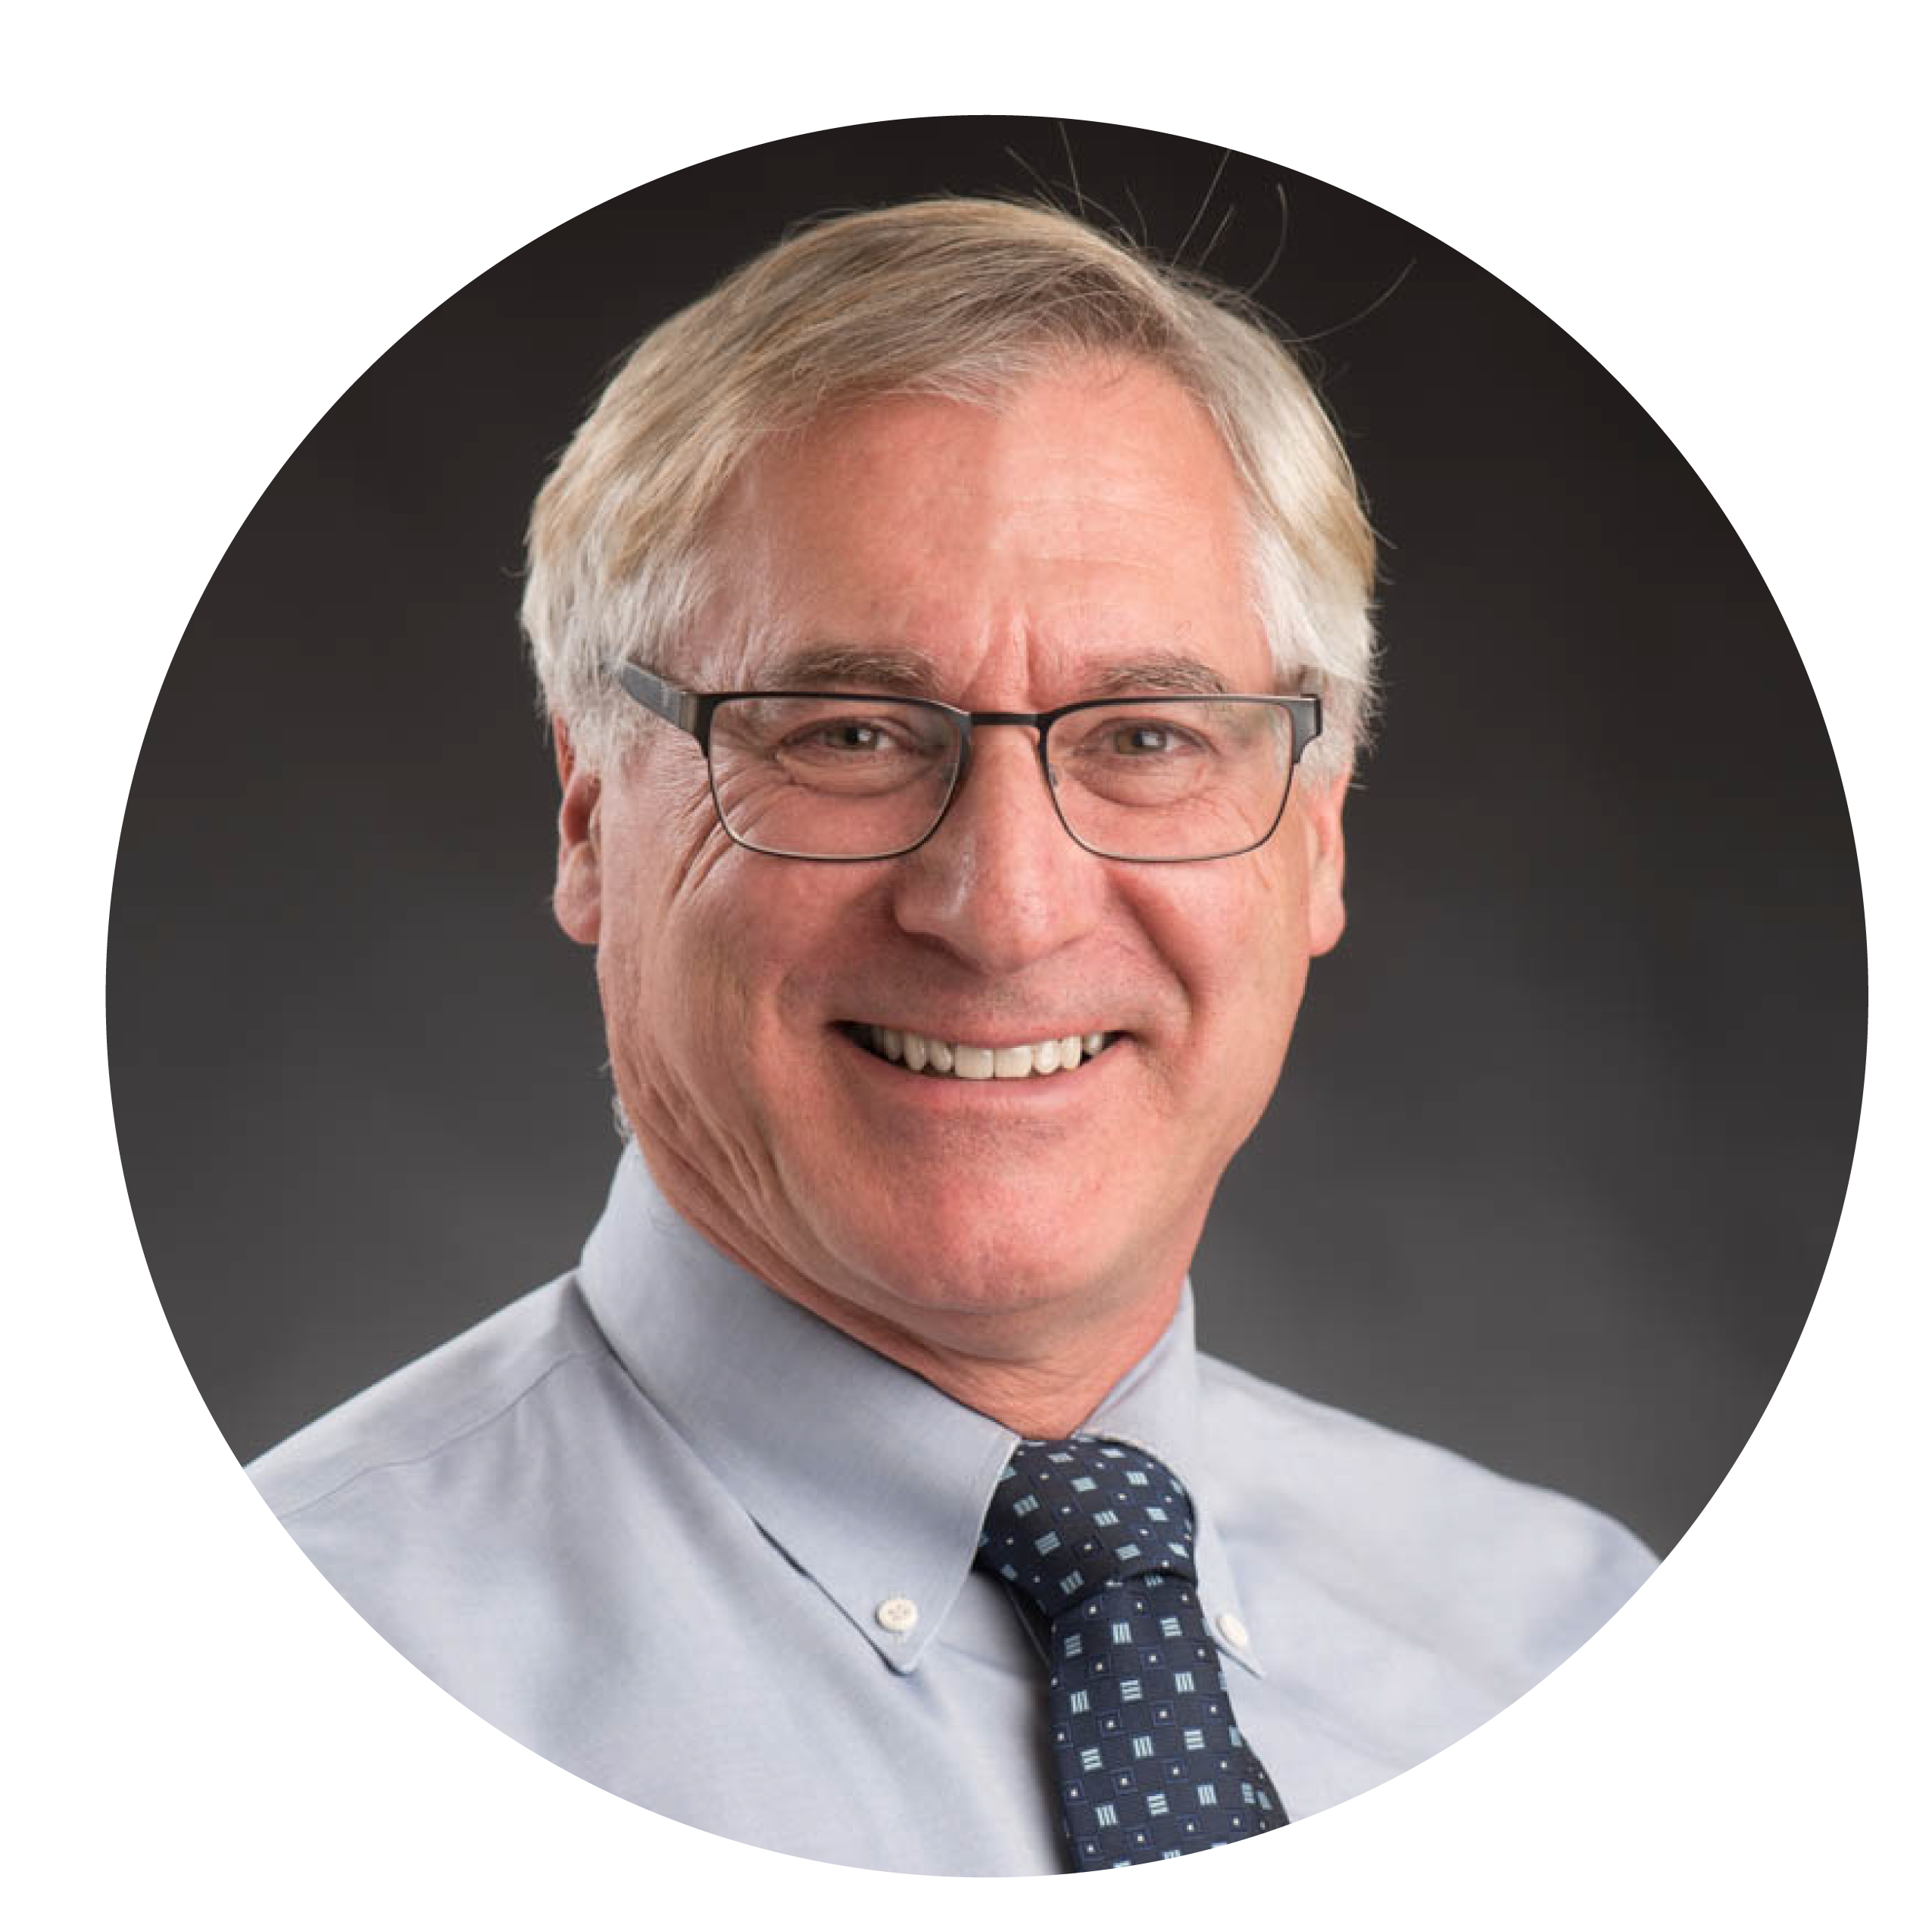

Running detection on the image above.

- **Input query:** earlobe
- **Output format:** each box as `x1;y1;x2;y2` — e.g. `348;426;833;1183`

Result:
552;722;604;947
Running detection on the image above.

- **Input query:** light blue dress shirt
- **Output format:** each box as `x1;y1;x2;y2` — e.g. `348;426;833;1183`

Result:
251;1148;1655;1875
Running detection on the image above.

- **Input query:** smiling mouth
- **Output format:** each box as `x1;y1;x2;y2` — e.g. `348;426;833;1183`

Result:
842;1022;1121;1080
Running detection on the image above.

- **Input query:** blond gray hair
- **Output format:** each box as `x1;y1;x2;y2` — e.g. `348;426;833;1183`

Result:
522;197;1378;788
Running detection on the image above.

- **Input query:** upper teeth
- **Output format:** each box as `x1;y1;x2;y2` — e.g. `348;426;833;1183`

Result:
866;1025;1110;1079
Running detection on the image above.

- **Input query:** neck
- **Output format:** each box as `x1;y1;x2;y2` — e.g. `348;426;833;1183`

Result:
756;1265;1184;1439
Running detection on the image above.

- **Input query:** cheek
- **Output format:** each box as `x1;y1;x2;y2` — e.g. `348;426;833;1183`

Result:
1156;887;1308;1171
595;806;749;1094
601;752;736;954
1255;891;1316;1050
600;834;855;1118
1147;858;1308;1041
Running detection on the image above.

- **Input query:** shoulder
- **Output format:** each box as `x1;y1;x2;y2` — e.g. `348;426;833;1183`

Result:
248;1275;619;1522
1197;1350;1656;1665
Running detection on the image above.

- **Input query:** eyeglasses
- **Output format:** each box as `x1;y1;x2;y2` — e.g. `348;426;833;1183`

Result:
614;663;1322;863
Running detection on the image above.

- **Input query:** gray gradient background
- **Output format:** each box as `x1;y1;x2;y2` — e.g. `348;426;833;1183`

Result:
108;117;1863;1558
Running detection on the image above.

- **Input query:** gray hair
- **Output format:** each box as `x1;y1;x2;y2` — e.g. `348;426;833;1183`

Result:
522;197;1378;789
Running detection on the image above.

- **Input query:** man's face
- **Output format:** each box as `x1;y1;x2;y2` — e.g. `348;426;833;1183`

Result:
555;356;1347;1376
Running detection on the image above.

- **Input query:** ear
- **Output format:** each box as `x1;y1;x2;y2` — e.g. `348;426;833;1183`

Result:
1298;757;1350;958
552;720;604;947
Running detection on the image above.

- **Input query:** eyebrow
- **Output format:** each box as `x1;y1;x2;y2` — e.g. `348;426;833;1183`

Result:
1084;657;1236;698
757;645;1240;700
760;644;949;696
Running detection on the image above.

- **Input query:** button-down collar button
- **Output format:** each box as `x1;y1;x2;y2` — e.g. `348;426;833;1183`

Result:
875;1595;919;1635
1216;1610;1250;1649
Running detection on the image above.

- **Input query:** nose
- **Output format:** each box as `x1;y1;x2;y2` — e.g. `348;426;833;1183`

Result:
888;725;1110;972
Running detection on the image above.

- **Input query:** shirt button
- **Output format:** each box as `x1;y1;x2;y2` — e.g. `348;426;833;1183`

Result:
1216;1611;1250;1649
875;1595;919;1635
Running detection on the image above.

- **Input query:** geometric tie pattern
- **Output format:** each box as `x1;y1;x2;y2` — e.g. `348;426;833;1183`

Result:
978;1437;1287;1870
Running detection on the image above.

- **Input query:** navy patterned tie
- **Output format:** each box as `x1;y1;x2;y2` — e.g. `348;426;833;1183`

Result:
978;1437;1287;1869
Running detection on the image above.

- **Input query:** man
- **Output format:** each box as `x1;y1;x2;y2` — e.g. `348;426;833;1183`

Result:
251;198;1653;1875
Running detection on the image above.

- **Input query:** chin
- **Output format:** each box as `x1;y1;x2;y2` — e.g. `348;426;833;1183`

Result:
798;1085;1214;1284
807;1178;1141;1323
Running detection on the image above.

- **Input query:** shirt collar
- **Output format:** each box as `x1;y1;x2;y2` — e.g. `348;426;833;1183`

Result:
576;1147;1259;1678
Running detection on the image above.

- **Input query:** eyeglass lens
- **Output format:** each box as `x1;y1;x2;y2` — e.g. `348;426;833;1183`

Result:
704;696;1298;861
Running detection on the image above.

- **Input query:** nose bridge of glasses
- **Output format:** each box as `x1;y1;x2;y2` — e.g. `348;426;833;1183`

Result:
957;708;1059;785
940;709;1067;835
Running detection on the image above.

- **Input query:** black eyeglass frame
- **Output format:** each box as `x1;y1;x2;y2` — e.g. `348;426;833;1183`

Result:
613;662;1324;864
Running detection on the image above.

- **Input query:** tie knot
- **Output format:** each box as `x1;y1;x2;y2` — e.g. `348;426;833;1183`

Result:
977;1437;1197;1614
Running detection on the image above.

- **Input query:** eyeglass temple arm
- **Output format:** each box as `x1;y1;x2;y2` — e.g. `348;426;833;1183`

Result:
1292;694;1322;763
616;663;705;738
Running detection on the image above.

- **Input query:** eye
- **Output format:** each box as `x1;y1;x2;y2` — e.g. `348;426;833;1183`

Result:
1088;718;1207;760
776;714;928;762
1110;722;1187;756
807;719;897;753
